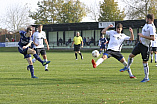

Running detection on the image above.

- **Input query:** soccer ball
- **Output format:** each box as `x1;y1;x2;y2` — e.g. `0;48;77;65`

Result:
92;50;100;58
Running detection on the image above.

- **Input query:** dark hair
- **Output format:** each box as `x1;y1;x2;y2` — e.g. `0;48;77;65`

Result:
116;23;123;28
26;27;32;32
146;14;154;21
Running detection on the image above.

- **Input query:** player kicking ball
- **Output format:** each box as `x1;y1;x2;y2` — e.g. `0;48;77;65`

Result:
92;23;136;79
18;27;51;78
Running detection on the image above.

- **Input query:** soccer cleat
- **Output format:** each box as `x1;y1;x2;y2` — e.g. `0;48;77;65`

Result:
31;76;38;78
91;59;96;68
130;75;137;79
42;61;51;66
119;67;129;72
76;58;78;60
45;69;49;71
81;56;83;60
141;78;150;82
27;65;30;71
155;61;157;63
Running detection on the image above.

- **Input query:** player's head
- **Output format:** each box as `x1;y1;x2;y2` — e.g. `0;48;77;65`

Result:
26;27;32;37
116;23;123;33
101;35;104;38
38;24;43;32
146;14;154;24
76;32;80;37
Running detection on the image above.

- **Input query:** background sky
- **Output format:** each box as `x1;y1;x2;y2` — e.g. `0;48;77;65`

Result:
0;0;122;28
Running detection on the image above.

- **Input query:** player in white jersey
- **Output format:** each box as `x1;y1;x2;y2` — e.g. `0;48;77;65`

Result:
121;14;156;82
150;34;157;63
32;24;50;71
92;23;136;79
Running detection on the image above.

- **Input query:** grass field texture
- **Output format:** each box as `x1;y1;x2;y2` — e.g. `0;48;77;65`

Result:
0;52;157;104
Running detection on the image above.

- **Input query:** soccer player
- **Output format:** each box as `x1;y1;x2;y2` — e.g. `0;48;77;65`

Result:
71;32;83;60
150;35;157;63
18;27;51;78
99;34;108;54
92;23;136;79
121;14;156;82
31;24;50;71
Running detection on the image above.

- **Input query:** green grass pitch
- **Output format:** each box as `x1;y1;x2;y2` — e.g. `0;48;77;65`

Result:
0;52;157;104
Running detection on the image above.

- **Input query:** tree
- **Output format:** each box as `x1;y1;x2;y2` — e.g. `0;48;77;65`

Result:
0;3;33;31
29;0;87;24
122;0;157;20
98;0;126;22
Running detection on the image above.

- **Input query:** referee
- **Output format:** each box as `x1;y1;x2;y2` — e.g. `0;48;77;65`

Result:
71;32;83;60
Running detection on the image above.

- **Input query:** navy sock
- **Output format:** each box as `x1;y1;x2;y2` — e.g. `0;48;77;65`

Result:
29;65;34;77
75;53;77;59
33;54;43;64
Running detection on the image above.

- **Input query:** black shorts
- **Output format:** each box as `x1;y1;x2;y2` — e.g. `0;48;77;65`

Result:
132;43;150;61
34;48;46;55
103;49;124;61
74;44;81;51
151;47;157;52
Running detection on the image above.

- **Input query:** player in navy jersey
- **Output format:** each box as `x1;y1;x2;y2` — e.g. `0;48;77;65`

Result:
18;27;51;78
99;35;108;54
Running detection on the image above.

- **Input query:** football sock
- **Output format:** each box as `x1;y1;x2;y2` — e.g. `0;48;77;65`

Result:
32;58;36;63
44;59;48;69
29;65;34;77
128;70;133;76
127;57;133;68
75;53;77;59
143;63;149;79
79;53;82;57
155;54;157;62
96;58;104;66
99;50;102;54
151;54;153;61
122;61;128;67
33;54;43;64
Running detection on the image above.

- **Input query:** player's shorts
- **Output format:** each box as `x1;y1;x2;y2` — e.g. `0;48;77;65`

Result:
74;44;81;51
34;48;46;55
100;45;106;49
103;49;123;61
18;46;31;58
151;47;157;52
132;43;150;61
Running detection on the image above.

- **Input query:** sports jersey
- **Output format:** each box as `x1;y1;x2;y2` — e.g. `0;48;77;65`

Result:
18;31;32;47
33;31;46;48
99;37;107;46
140;23;156;47
151;34;157;47
106;30;130;51
73;36;83;45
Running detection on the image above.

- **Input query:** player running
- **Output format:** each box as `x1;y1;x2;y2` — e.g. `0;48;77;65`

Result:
18;27;51;78
99;34;108;54
120;14;156;82
31;24;50;71
92;23;136;79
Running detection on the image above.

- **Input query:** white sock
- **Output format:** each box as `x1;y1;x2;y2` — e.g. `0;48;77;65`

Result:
96;58;104;67
32;58;36;63
122;61;127;67
155;54;157;62
128;70;133;76
44;59;48;69
151;54;153;60
143;63;149;79
127;57;133;68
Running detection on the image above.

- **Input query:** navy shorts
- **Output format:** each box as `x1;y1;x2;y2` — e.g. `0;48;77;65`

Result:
100;45;106;49
35;48;46;55
103;49;123;61
18;46;31;58
132;43;150;61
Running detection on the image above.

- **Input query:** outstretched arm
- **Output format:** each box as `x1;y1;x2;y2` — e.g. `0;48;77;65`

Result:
129;27;134;40
101;24;113;34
